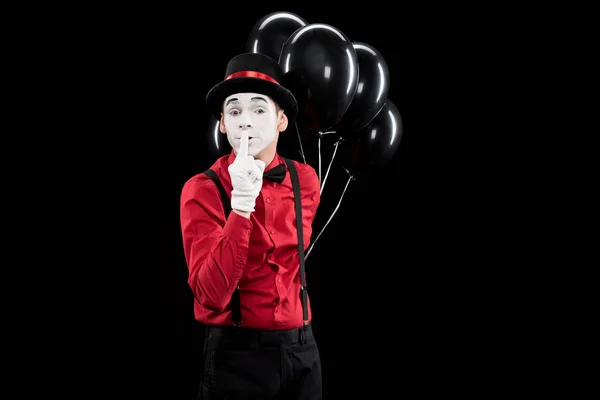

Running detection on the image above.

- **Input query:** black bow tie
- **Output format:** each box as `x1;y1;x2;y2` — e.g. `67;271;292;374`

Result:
263;164;286;183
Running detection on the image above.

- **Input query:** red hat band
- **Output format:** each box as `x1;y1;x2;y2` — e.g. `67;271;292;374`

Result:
226;70;280;85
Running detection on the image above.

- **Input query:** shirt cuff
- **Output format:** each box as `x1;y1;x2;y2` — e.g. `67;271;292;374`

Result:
222;211;253;241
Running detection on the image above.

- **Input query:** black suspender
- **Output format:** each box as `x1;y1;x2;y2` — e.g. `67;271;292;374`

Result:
203;169;231;218
202;159;308;326
284;158;309;324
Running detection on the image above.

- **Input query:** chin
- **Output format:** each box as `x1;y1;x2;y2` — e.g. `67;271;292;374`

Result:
248;145;265;157
248;150;262;158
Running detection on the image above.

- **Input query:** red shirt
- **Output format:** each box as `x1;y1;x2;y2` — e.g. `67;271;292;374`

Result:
180;151;321;331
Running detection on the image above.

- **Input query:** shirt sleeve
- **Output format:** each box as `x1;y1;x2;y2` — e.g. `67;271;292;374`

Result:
180;175;253;312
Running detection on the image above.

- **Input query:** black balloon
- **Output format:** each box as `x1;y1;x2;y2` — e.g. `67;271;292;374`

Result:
336;42;390;134
279;23;359;132
341;99;403;175
207;115;231;159
246;11;308;62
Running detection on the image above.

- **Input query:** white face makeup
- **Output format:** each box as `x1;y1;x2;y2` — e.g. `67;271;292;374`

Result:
222;92;279;157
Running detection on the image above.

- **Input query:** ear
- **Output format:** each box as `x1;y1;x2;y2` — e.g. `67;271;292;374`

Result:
277;111;289;132
219;113;226;134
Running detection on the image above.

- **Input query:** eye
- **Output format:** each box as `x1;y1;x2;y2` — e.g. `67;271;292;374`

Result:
229;109;240;116
255;108;265;114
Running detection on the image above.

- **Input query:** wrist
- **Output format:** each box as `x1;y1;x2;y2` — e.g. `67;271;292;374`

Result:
232;209;251;219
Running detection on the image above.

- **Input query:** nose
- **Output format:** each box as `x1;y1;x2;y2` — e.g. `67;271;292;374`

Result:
238;113;252;129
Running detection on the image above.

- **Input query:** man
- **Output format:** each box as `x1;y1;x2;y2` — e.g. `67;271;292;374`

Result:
180;52;322;399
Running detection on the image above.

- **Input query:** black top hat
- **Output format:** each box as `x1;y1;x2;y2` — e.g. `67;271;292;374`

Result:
205;52;298;121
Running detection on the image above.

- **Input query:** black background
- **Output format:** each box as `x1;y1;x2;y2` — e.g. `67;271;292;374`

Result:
151;5;498;399
42;3;520;398
149;6;500;399
6;2;571;397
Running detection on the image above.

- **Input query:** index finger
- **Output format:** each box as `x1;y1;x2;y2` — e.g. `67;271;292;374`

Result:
238;131;249;157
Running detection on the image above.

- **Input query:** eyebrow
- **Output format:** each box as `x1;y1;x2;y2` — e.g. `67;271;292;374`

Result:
225;96;268;107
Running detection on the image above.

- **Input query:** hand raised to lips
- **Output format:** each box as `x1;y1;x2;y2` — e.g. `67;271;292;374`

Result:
237;131;249;157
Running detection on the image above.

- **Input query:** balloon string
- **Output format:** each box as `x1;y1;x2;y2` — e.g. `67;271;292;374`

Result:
295;121;306;163
316;130;337;186
320;138;341;195
317;136;322;184
305;169;355;260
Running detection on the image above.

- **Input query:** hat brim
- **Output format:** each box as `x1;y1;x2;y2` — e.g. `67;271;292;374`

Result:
205;77;298;123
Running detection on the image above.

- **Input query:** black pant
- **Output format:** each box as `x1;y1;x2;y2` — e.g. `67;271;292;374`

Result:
197;323;322;399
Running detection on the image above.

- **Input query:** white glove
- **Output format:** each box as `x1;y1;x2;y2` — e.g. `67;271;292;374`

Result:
228;131;266;212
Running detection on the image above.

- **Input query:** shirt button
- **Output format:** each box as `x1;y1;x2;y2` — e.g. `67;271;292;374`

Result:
245;229;251;235
277;278;281;283
266;198;271;203
270;230;274;235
